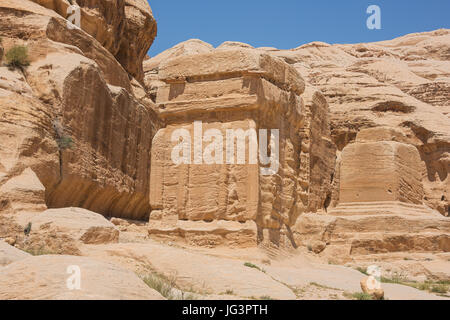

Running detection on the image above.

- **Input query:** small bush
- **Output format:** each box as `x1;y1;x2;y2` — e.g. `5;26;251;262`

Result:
142;273;176;299
5;45;30;70
181;293;198;300
414;282;431;291
356;267;368;275
431;284;449;294
351;292;373;300
381;275;406;284
244;262;263;272
23;246;59;256
57;136;74;150
380;277;449;295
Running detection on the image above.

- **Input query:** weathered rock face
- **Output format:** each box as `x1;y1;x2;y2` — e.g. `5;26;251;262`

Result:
0;241;30;266
260;29;450;216
118;0;157;82
302;87;336;213
0;0;160;220
28;207;119;245
1;0;448;256
144;31;449;219
143;39;214;102
29;0;157;81
147;49;336;247
0;168;47;212
142;30;449;250
292;128;449;258
293;211;450;263
339;140;424;205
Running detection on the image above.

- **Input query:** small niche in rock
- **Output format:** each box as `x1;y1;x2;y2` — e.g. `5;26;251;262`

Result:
371;101;414;113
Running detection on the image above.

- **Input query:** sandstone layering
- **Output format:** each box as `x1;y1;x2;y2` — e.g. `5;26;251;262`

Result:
0;0;449;300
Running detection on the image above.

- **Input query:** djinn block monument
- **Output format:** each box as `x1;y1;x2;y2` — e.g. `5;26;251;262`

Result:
148;50;336;247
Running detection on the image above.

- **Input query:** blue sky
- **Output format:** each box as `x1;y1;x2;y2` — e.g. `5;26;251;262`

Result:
147;0;450;57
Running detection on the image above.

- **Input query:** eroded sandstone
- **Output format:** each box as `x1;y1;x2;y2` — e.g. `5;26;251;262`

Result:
147;49;336;247
0;0;449;300
0;0;160;220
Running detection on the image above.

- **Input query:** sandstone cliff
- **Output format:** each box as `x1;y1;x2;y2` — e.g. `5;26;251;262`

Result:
0;0;449;300
144;31;450;218
0;0;160;220
0;0;448;250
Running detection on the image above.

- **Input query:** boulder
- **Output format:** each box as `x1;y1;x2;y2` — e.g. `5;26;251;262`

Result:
110;217;130;227
360;276;385;300
0;168;47;212
310;240;327;254
28;207;119;245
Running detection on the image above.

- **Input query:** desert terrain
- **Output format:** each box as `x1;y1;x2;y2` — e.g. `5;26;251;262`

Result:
0;0;449;300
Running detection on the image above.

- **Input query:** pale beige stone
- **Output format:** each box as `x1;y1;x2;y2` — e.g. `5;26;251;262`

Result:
0;240;30;266
0;0;449;271
148;220;258;248
0;255;164;300
264;29;450;216
0;0;161;219
83;242;447;300
292;212;450;259
29;0;157;81
339;141;424;204
158;49;305;95
149;50;332;248
29;207;119;245
110;217;130;227
0;168;47;212
360;276;385;300
84;243;297;299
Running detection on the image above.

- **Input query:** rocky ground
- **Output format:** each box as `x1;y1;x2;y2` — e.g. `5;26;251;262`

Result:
1;209;449;300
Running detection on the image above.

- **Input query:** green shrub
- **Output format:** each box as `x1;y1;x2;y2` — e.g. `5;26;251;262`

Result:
5;45;30;69
431;284;449;294
356;267;368;275
351;292;373;300
23;246;59;256
142;273;176;299
57;136;74;150
414;282;431;291
244;262;263;272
